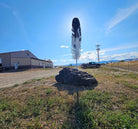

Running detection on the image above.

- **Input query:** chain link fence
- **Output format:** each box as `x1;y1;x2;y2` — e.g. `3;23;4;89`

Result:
106;61;138;72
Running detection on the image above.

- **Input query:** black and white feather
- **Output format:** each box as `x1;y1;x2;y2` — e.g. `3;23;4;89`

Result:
72;18;81;60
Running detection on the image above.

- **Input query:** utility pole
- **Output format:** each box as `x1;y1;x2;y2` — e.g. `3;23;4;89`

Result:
96;44;100;63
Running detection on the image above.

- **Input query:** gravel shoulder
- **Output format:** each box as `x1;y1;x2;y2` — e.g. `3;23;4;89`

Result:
0;68;61;88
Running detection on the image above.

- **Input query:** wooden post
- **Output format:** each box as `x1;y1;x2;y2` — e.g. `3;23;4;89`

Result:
128;61;129;72
76;58;78;69
77;91;79;105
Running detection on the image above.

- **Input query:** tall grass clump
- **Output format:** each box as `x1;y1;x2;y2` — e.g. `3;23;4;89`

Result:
74;90;138;129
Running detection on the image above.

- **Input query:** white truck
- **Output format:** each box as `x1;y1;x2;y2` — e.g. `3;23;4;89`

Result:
0;58;2;71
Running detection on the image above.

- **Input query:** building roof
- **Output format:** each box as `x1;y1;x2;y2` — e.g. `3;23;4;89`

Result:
0;50;53;63
0;50;29;54
31;57;52;63
0;50;37;58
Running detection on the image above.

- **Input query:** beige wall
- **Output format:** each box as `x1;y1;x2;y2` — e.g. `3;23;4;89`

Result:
0;53;11;67
11;58;31;67
31;58;53;68
0;51;53;69
10;50;37;58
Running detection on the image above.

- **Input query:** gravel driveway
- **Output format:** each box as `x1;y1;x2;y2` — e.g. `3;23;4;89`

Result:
0;69;61;88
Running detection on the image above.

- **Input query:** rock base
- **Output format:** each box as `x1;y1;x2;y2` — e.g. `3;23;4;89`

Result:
55;68;97;86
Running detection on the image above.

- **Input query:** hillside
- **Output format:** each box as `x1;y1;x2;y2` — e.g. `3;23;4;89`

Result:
0;67;138;128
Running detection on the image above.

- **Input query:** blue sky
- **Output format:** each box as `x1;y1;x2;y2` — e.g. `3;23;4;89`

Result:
0;0;138;65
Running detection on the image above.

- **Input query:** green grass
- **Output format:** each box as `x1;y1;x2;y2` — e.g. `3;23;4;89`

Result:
13;84;19;87
46;88;52;94
0;84;74;128
23;81;30;84
22;78;44;84
114;73;138;80
123;81;138;89
65;90;137;129
116;80;138;90
127;73;138;80
0;67;138;128
101;66;120;72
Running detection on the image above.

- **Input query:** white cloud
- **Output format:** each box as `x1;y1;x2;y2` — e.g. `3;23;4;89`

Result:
101;52;138;61
106;3;138;33
61;53;72;57
55;43;138;65
52;60;57;63
103;43;138;52
80;50;138;62
60;59;74;62
79;44;138;62
99;50;106;55
60;45;69;48
54;51;138;65
80;51;97;61
60;59;67;62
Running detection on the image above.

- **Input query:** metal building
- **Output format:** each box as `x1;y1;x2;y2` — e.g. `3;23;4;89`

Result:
0;50;53;69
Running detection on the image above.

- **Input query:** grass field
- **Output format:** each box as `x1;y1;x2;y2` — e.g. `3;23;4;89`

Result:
0;67;138;128
106;61;138;72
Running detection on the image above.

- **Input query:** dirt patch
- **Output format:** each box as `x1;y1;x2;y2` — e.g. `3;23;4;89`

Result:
0;68;61;88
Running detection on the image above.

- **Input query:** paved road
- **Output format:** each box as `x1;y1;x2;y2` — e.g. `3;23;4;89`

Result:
0;69;61;88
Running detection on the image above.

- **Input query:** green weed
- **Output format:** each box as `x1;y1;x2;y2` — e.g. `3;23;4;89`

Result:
123;81;138;89
0;99;10;111
125;100;138;112
13;84;19;87
23;81;30;84
0;67;137;128
46;88;52;94
114;74;121;78
127;73;138;79
74;90;138;128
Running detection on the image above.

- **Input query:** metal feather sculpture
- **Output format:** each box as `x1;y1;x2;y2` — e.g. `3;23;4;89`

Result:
72;17;81;69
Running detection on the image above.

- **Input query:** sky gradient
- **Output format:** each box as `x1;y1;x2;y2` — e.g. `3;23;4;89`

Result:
0;0;138;65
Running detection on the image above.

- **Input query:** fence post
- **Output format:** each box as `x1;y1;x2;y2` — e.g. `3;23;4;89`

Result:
128;61;129;72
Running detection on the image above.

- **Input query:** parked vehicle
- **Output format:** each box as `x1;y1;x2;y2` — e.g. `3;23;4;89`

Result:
0;58;2;71
81;62;101;69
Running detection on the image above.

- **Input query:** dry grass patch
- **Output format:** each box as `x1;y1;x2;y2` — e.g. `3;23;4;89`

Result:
0;67;138;128
106;61;138;72
0;77;76;128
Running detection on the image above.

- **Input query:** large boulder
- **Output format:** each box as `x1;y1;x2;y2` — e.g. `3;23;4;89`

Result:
55;68;97;86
